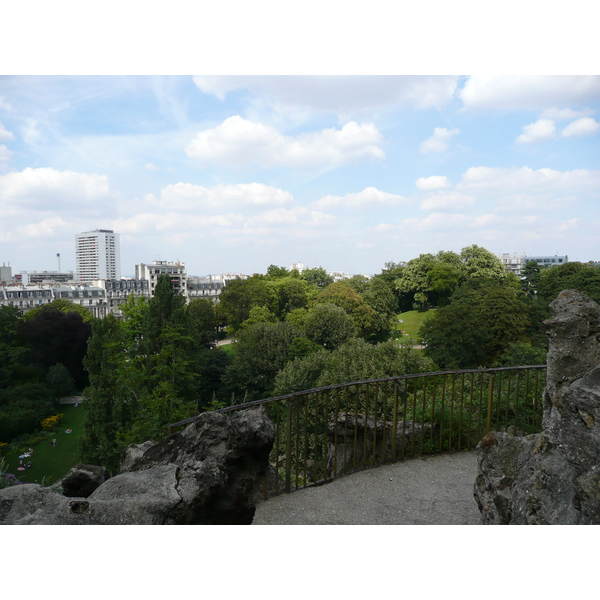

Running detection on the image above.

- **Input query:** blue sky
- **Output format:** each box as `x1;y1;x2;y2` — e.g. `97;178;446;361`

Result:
1;75;599;277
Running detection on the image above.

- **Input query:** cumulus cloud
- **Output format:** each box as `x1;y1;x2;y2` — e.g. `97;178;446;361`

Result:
311;187;408;210
144;162;158;170
516;119;556;143
156;182;295;212
185;116;384;170
561;117;600;137
193;75;460;113
459;76;600;111
419;127;459;153
0;145;12;162
400;212;500;232
0;121;15;141
540;108;594;121
415;175;451;190
457;166;600;194
420;191;475;211
0;167;115;211
21;118;42;146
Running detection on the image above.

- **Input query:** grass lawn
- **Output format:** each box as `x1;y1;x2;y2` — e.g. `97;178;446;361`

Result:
218;341;237;356
3;404;87;486
392;309;436;343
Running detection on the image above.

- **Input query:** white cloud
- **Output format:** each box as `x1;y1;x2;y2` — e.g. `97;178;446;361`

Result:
0;96;13;111
516;119;556;143
421;191;475;211
193;75;460;113
311;187;408;210
0;145;12;162
561;117;600;137
21;118;42;146
156;182;295;211
144;162;158;170
459;76;600;111
419;127;459;154
0;122;15;141
0;167;115;211
400;212;500;232
540;108;594;121
457;166;600;195
415;175;451;190
185;116;385;170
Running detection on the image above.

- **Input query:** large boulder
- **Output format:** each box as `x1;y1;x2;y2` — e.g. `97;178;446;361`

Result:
0;407;274;525
474;290;600;524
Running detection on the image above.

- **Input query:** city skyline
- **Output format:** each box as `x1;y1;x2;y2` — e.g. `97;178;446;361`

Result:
1;75;599;277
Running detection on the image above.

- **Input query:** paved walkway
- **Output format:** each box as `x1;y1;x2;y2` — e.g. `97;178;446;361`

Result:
252;451;481;525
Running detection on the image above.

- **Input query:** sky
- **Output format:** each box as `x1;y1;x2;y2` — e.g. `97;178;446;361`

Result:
1;74;599;278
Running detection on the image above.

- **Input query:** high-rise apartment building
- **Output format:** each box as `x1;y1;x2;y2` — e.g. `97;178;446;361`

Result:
75;229;121;282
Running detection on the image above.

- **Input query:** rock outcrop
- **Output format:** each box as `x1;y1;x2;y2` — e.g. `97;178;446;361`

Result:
0;407;274;525
474;290;600;524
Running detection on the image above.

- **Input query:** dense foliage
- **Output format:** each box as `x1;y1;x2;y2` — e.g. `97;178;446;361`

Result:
5;247;598;473
0;302;91;442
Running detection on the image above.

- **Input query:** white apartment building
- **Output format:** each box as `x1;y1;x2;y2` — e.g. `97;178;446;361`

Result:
497;253;569;276
0;284;108;318
75;229;121;282
135;260;187;297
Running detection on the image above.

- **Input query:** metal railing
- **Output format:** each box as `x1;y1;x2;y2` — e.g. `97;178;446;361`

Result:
168;366;546;497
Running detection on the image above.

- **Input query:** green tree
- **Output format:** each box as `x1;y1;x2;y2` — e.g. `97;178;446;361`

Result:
300;266;334;289
273;338;436;396
420;281;530;368
222;321;302;400
46;363;77;398
218;276;276;331
186;298;217;349
304;303;356;350
80;315;131;472
537;262;600;304
23;298;93;322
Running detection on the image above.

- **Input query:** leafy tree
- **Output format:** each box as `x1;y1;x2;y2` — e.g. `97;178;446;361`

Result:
498;342;547;367
187;298;218;349
0;383;55;442
266;264;289;279
238;305;277;330
23;298;93;322
272;338;436;396
304;304;356;350
80;315;132;472
271;277;310;319
537;262;600;304
18;306;92;389
520;261;548;298
459;244;506;280
46;363;77;398
420;281;530;369
218;276;276;331
300;266;334;289
222;321;302;400
314;282;381;340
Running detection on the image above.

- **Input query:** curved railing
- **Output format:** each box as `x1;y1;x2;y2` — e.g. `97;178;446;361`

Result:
168;366;546;497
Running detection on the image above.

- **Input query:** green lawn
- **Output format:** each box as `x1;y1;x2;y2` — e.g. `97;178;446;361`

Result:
392;309;436;343
3;404;87;486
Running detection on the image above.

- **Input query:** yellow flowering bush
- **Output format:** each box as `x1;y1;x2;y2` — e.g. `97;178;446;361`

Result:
40;414;65;430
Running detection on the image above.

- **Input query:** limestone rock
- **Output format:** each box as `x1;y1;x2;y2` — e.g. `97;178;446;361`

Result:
474;290;600;524
0;407;274;525
58;464;109;497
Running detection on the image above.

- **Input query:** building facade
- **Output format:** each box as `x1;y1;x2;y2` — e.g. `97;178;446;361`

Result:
0;284;108;318
135;260;187;297
75;229;121;282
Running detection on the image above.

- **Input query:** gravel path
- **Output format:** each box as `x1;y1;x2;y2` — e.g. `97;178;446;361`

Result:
252;451;481;525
